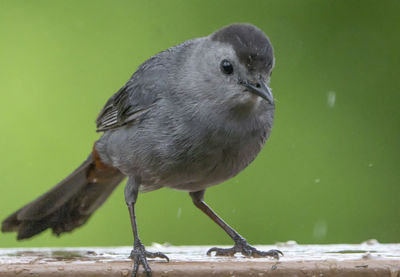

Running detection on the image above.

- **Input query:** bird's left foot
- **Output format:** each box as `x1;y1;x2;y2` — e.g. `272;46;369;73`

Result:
207;237;283;259
129;242;169;277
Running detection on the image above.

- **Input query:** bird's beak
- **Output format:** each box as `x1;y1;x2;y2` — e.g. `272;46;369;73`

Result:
240;79;274;105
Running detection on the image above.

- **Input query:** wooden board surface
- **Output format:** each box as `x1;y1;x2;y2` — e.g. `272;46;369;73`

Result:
0;242;399;276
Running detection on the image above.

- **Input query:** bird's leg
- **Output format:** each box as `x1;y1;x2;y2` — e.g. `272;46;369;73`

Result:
125;177;169;277
189;190;282;259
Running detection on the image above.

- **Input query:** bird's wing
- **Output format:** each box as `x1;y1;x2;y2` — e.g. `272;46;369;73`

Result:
95;82;158;132
95;44;183;132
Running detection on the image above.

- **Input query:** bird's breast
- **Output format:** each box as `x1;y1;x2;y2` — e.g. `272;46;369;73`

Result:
154;111;271;191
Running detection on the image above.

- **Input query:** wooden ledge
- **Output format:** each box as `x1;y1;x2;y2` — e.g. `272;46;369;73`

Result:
1;243;399;276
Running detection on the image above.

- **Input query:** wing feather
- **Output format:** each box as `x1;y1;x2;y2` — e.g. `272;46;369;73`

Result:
96;81;159;132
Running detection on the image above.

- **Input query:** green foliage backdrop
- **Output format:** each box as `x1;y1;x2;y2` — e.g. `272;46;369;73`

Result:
0;0;399;247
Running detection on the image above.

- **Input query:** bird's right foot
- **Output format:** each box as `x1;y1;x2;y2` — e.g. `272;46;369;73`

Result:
207;237;283;260
129;243;169;277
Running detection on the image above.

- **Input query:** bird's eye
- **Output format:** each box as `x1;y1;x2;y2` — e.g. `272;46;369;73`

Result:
220;59;233;75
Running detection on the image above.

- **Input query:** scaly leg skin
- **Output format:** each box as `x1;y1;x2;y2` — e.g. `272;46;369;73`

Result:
190;190;283;260
125;177;169;277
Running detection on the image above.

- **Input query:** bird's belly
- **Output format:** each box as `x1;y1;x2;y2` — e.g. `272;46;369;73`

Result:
142;134;264;192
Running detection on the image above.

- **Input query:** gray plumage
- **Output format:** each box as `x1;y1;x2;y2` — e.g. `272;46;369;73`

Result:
2;23;279;277
96;23;274;192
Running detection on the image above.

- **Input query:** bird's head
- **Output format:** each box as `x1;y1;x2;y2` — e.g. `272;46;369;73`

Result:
186;23;274;112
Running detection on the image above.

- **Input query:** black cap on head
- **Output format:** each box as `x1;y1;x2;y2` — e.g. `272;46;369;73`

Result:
211;23;274;73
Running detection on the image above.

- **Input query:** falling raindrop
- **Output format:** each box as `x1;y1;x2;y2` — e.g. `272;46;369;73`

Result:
327;91;336;108
177;207;182;219
313;220;328;241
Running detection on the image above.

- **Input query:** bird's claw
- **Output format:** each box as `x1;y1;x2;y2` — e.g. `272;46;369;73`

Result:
129;244;169;277
207;238;283;260
144;251;170;262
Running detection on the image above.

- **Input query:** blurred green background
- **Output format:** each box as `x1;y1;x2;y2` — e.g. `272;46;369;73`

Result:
0;0;399;248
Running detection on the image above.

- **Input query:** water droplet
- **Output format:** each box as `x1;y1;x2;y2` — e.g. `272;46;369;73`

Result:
362;251;373;260
121;269;129;276
313;220;328;240
362;239;379;245
314;178;321;184
327;91;336;108
177;207;182;219
276;240;297;247
14;268;27;274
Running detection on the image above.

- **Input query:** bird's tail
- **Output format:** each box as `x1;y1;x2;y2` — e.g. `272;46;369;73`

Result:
1;147;125;240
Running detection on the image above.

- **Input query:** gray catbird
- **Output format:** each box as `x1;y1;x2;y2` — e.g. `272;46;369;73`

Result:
2;23;282;276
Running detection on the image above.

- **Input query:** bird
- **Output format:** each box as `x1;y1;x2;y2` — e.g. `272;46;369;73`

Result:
2;23;282;277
